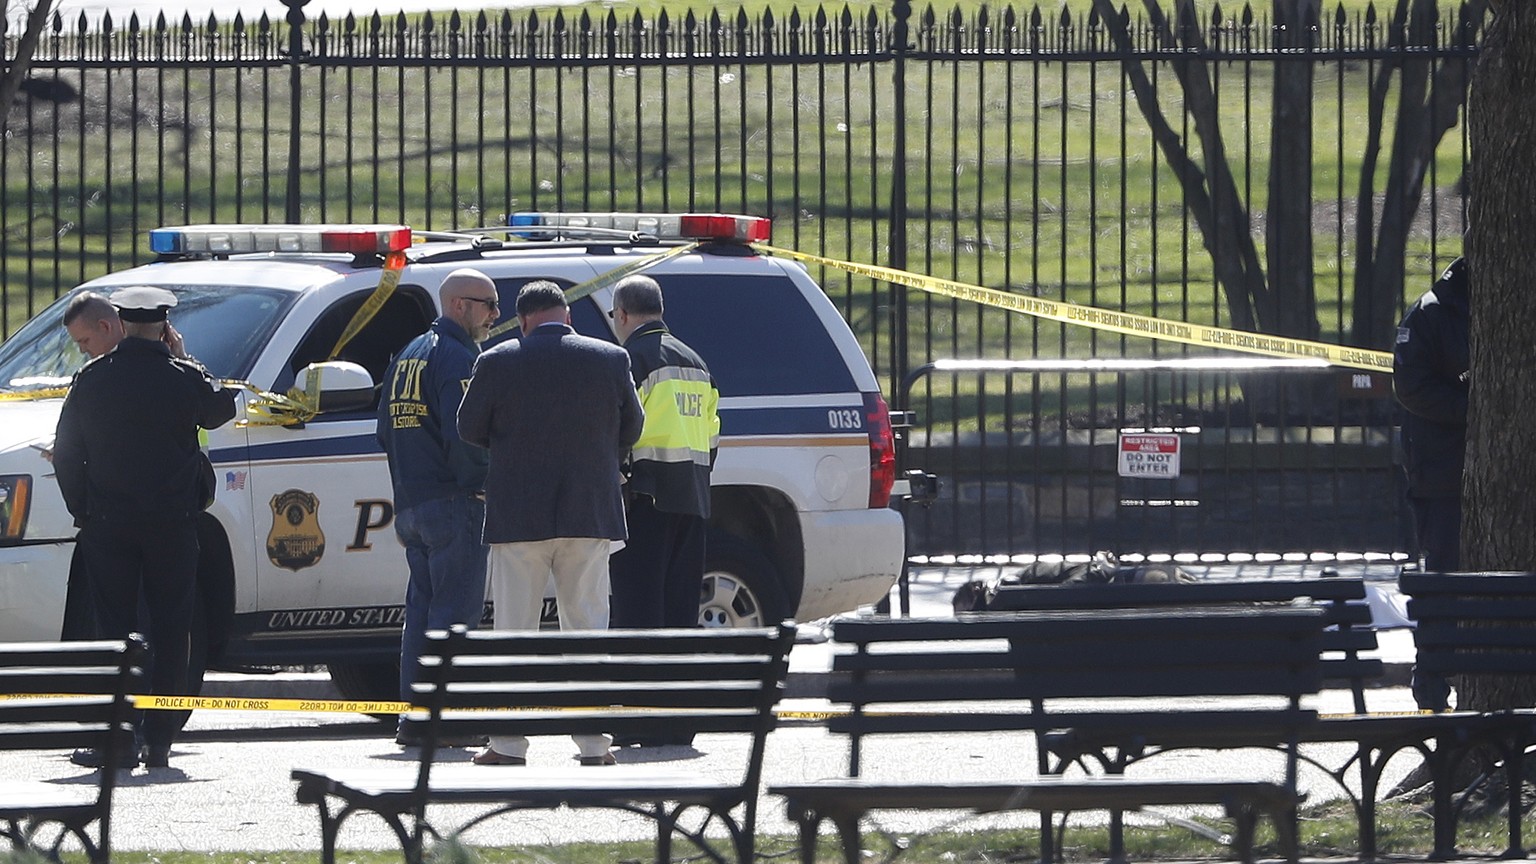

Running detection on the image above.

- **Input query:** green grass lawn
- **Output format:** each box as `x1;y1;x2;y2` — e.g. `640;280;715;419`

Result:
43;796;1528;864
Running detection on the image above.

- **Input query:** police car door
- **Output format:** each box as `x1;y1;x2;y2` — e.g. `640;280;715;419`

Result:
242;287;435;647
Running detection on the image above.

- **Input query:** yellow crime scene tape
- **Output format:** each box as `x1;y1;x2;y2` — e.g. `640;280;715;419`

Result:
128;695;839;721
0;386;69;402
485;241;700;341
752;243;1396;373
0;692;1433;721
328;250;408;361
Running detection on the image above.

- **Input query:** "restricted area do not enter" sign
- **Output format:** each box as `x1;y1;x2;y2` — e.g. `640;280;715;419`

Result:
1118;432;1181;479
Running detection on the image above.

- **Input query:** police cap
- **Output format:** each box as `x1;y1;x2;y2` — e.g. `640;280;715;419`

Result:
111;285;178;323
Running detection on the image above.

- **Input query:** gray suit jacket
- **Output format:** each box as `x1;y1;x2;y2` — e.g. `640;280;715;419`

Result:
458;322;644;544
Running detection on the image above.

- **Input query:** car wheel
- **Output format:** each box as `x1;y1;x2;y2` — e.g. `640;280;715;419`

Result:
699;535;791;628
328;661;399;705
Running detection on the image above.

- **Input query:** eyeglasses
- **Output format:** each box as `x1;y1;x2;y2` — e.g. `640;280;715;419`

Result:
463;296;500;310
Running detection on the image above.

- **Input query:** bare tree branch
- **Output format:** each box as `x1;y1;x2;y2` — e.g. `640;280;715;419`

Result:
1350;0;1487;349
1;0;56;136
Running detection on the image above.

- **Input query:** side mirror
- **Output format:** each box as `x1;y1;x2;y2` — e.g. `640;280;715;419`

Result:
294;361;375;414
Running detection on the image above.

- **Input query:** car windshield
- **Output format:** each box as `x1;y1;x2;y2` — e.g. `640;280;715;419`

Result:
0;284;295;391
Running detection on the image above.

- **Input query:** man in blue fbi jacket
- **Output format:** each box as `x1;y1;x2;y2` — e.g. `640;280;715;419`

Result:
377;268;499;748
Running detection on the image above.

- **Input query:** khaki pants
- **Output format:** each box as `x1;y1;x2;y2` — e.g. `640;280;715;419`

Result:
486;537;611;759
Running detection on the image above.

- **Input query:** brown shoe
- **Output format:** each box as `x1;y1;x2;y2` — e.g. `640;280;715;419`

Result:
471;748;527;766
578;752;617;766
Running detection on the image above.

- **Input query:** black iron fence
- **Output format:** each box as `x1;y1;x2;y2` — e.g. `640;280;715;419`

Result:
898;358;1408;561
1;0;1483;559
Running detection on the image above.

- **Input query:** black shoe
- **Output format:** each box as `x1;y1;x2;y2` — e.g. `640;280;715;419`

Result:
140;745;170;768
70;747;138;770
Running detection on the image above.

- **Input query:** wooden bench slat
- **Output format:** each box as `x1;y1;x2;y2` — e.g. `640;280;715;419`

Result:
832;652;1015;675
432;659;777;685
1408;596;1536;620
987;578;1366;609
830;708;1315;738
1400;572;1536;594
0;667;138;695
294;765;744;804
430;682;766;707
435;626;788;656
774;777;1298;815
1413;626;1536;651
835;607;1319;643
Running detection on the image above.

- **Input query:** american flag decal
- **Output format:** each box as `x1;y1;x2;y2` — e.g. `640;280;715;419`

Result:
225;470;247;491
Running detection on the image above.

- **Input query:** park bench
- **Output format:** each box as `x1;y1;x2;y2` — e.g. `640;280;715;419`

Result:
769;607;1324;864
984;578;1405;855
989;574;1536;860
984;577;1384;709
1399;571;1536;859
0;636;145;864
292;622;795;864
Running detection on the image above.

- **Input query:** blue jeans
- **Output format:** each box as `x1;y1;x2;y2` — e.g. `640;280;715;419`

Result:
395;495;488;702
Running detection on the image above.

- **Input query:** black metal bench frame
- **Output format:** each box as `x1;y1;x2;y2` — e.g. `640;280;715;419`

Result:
770;607;1324;864
0;636;145;864
292;623;794;864
1399;571;1536;860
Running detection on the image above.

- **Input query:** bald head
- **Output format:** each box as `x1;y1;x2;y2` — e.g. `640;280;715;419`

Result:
440;268;499;342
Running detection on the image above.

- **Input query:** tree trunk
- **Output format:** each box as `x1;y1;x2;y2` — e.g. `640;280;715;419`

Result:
0;2;57;137
1462;0;1536;712
1267;0;1320;342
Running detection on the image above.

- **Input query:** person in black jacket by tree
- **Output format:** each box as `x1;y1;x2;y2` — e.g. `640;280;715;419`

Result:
1394;255;1470;712
1394;256;1470;573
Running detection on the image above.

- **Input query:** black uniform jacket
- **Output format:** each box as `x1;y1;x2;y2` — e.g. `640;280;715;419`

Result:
54;337;238;525
1393;257;1469;499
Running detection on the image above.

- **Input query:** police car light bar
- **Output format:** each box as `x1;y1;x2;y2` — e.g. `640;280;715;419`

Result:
507;212;771;243
149;225;413;256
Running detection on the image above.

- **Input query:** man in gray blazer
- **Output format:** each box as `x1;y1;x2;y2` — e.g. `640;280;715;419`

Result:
457;280;644;767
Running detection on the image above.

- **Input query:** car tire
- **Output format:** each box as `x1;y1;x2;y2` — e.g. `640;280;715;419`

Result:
328;661;399;706
699;534;791;628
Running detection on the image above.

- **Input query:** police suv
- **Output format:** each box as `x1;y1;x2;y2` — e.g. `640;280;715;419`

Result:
0;215;905;700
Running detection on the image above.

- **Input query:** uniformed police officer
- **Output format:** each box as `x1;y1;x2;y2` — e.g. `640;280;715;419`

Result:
53;285;237;769
608;275;720;748
1394;256;1470;574
1394;256;1469;712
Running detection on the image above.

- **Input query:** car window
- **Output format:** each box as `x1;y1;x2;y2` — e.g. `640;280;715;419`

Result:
482;278;610;350
650;273;856;396
277;286;435;402
0;284;294;390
